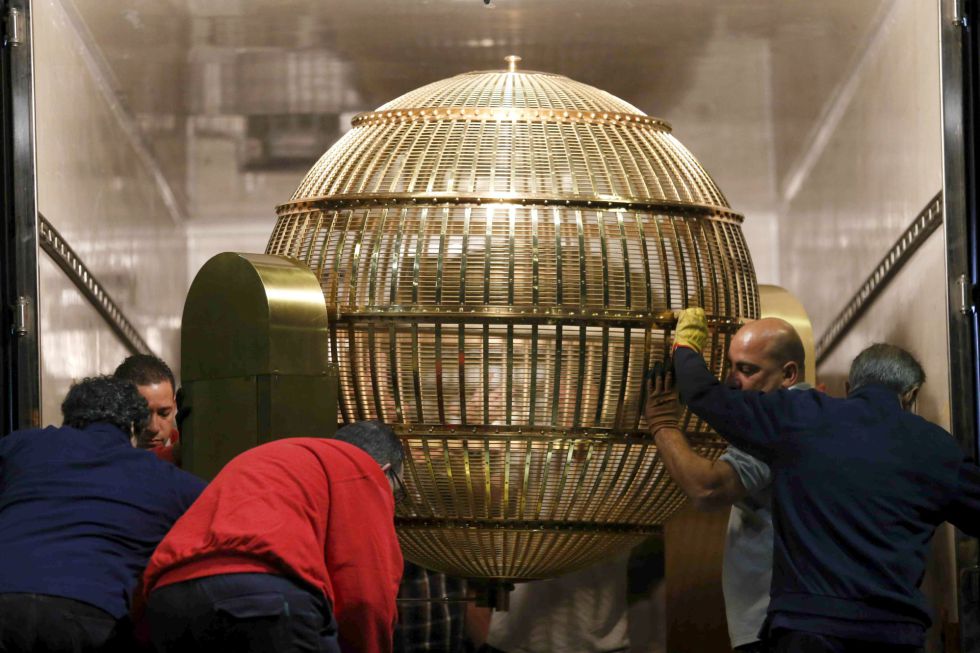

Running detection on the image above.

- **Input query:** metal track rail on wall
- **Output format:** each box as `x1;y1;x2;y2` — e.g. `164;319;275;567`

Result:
38;214;153;357
814;192;944;364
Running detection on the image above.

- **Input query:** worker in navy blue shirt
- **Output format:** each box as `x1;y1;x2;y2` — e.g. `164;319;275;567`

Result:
647;308;980;653
0;376;206;652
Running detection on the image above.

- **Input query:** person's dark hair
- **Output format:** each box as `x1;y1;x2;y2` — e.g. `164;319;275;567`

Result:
333;420;404;472
61;375;150;435
848;343;925;395
113;354;176;390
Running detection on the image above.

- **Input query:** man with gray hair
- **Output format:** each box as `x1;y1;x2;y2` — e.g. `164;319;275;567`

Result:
655;309;980;653
846;342;924;408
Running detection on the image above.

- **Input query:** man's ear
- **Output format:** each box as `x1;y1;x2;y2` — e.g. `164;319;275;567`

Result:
781;361;800;387
901;386;920;412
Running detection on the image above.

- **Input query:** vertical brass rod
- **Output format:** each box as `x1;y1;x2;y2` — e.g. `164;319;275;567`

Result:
547;441;575;521
505;208;516;426
551;208;564;426
518;438;533;520
411;325;424;423
482;438;493;520
330;320;350;423
529;207;540;426
482;210;493;424
410;208;428;423
420;438;449;518
581;441;615;522
594;327;610;425
366;208;389;418
560;439;595;522
666;215;689;307
367;328;383;419
346;321;365;420
400;437;426;516
458;208;471;424
650;215;672;310
434;208;449;424
347;211;369;419
614;328;630;431
462;437;476;517
388;322;403;423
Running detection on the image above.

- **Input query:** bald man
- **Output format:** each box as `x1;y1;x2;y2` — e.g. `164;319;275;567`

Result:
644;318;809;652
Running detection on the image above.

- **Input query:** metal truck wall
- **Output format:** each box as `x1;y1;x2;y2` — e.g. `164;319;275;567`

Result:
31;0;188;423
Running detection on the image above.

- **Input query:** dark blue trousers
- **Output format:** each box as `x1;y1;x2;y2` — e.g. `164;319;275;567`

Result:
0;593;124;652
147;573;339;653
770;629;923;653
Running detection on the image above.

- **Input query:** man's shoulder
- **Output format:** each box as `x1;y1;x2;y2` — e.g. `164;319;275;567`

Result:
903;411;961;453
241;437;382;484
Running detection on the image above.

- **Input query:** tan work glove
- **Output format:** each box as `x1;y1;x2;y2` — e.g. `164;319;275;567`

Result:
644;362;680;436
672;307;708;354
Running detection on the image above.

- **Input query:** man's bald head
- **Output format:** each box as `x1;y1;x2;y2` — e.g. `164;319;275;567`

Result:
727;317;806;392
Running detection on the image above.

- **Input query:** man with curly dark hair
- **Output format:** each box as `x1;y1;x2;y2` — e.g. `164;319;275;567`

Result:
0;376;206;652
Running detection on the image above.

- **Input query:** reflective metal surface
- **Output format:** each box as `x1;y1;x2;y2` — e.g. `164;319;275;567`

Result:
181;253;339;479
32;0;188;424
759;284;816;384
267;62;758;580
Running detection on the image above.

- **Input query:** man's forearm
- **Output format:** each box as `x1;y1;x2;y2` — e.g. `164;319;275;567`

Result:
653;426;743;510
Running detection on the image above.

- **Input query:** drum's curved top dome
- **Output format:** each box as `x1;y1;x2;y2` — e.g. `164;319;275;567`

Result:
286;57;736;213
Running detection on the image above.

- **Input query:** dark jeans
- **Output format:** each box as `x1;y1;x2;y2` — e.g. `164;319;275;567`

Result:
0;593;124;652
147;573;339;653
770;629;923;653
734;642;769;653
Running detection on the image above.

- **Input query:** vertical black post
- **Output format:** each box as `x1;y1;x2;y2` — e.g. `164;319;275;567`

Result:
0;0;40;435
941;0;980;650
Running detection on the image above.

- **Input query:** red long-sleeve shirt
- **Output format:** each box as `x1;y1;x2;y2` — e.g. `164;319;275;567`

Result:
143;438;403;652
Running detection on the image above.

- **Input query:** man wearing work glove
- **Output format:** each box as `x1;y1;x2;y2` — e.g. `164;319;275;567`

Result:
671;306;709;354
647;308;807;652
665;310;980;653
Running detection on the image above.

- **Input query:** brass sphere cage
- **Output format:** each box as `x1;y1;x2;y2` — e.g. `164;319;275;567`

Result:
267;60;759;581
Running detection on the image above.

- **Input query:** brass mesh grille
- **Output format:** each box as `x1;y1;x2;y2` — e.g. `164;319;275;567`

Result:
268;62;758;580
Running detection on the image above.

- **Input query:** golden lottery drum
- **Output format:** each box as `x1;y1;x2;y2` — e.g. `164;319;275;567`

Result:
267;57;758;581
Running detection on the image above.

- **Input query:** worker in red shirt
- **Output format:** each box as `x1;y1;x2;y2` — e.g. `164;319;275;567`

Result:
142;421;405;653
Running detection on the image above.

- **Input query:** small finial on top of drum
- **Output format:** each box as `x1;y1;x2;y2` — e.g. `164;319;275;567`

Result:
505;55;521;72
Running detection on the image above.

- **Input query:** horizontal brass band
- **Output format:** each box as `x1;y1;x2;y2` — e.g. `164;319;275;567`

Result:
351;106;670;130
327;307;744;331
395;517;664;534
395;428;726;446
276;193;745;223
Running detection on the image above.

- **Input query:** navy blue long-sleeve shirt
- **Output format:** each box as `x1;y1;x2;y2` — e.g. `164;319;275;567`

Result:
673;347;980;645
0;423;206;618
